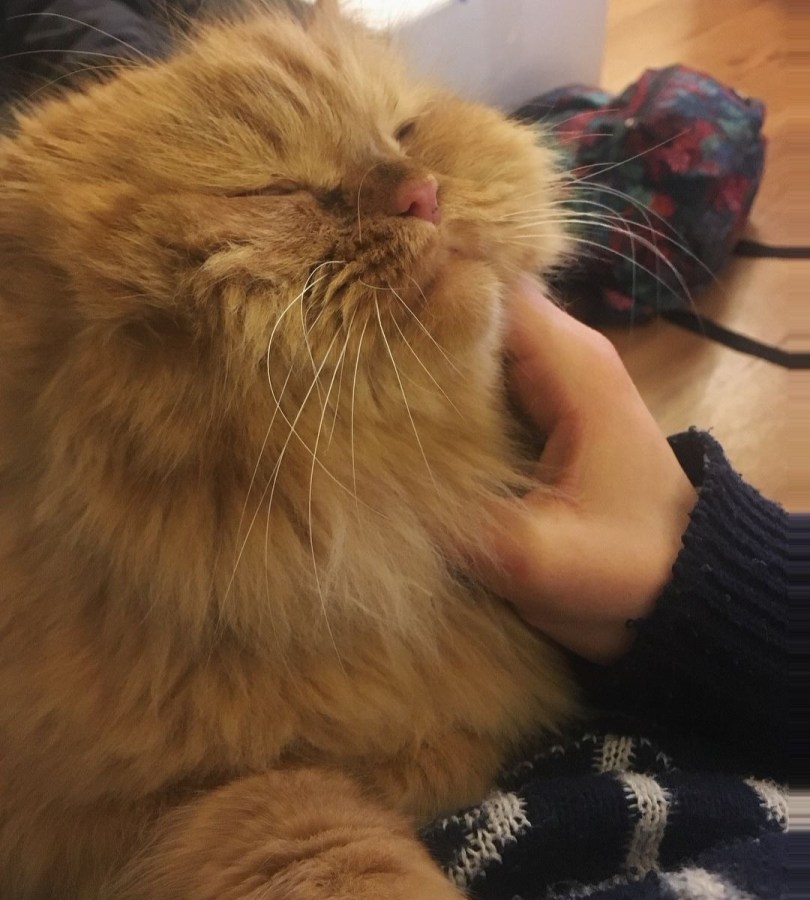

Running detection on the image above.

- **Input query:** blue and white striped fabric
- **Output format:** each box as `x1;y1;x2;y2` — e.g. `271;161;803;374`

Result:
421;730;787;900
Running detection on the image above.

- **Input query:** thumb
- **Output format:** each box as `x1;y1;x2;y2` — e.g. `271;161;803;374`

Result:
504;278;620;434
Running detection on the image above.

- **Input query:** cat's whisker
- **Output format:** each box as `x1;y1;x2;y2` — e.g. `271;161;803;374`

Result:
264;300;386;519
349;317;369;514
266;328;341;481
551;131;622;140
374;298;437;489
327;308;358;449
560;195;659;318
485;174;610;205
236;367;293;556
511;214;658;262
298;261;346;406
567;130;688;181
512;231;693;305
568;207;643;307
487;190;599;220
355;162;381;242
356;276;462;375
495;205;643;226
392;281;463;376
500;193;691;309
224;290;308;603
228;356;294;545
569;182;721;297
7;12;151;61
482;131;688;241
566;182;682;239
226;304;343;605
521;104;623;132
553;189;712;316
357;278;455;367
0;47;131;64
385;290;462;417
270;405;384;515
262;451;286;639
257;332;346;621
325;344;346;449
507;212;643;231
24;63;125;100
565;210;691;310
306;325;355;672
265;291;310;412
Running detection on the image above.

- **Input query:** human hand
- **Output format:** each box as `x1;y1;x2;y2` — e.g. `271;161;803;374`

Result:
474;278;697;664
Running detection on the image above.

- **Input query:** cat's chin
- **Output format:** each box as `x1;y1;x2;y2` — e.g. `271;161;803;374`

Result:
413;254;506;356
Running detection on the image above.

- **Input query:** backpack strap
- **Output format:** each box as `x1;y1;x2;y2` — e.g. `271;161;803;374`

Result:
661;309;809;370
735;240;810;260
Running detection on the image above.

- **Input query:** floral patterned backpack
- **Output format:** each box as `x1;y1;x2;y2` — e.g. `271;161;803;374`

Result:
516;65;768;323
517;65;807;369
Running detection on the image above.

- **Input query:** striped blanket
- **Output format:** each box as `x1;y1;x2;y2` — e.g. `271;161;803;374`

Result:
421;728;787;900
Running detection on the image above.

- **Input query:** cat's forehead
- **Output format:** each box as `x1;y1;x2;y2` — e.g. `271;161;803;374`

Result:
201;18;414;128
145;15;422;181
10;14;432;195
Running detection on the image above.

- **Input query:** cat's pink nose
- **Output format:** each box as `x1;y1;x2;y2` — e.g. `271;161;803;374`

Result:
394;176;441;225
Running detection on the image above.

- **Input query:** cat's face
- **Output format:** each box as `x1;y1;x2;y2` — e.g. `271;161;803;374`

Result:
0;4;567;571
2;7;565;351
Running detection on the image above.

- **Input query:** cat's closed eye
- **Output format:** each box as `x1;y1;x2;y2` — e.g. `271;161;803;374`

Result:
228;179;303;198
394;119;417;142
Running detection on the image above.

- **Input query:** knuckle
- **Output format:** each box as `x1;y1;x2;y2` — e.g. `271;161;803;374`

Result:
583;332;630;383
586;330;621;365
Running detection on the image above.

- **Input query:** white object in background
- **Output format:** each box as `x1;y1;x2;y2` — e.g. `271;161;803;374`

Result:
343;0;608;111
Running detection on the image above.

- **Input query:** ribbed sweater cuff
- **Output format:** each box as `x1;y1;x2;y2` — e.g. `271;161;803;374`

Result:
596;430;787;776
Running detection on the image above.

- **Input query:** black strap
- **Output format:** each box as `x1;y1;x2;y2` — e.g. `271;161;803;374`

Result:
658;239;810;368
734;240;810;260
661;309;810;370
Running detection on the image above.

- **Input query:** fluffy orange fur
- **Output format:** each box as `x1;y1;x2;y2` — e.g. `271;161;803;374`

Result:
0;3;575;897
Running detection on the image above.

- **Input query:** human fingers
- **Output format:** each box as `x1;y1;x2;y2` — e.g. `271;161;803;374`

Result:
504;278;630;434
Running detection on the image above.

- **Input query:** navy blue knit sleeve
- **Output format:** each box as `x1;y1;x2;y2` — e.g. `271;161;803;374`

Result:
588;430;788;779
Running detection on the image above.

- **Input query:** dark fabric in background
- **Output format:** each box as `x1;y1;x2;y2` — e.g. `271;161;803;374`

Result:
0;0;309;129
0;0;177;118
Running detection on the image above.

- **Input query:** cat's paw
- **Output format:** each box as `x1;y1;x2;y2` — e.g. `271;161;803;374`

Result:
110;770;466;900
263;836;464;900
359;871;462;900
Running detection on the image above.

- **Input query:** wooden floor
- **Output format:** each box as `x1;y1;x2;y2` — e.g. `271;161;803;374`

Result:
599;0;800;508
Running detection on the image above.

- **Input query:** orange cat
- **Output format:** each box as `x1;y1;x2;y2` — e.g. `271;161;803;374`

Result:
0;2;575;896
